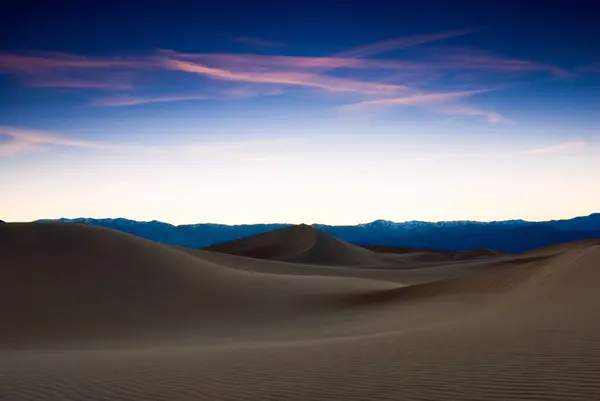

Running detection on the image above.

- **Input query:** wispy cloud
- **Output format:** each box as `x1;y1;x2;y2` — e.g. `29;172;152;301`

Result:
523;140;586;154
0;30;468;74
91;94;209;107
163;137;302;156
426;48;575;79
27;78;133;91
0;126;111;156
217;86;283;99
0;29;569;123
232;36;286;48
0;139;34;157
0;52;148;74
160;50;422;70
341;89;493;110
438;105;512;124
0;52;145;94
339;89;510;123
333;29;473;58
578;63;600;74
0;126;303;158
162;59;409;93
93;86;284;107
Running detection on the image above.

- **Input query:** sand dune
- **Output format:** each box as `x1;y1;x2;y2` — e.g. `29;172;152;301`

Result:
0;223;398;348
1;222;600;400
204;223;397;266
205;225;511;268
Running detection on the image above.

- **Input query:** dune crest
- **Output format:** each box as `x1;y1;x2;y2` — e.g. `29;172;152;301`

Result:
205;223;394;266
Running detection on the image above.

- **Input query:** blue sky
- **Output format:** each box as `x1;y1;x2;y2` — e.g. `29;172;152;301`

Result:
1;0;599;224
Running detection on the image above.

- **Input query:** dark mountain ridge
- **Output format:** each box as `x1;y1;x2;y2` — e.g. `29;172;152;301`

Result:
34;213;600;253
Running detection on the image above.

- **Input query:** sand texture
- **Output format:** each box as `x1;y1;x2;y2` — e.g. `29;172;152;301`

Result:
1;222;600;400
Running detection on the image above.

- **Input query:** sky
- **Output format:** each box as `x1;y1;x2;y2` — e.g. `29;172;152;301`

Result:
1;0;599;225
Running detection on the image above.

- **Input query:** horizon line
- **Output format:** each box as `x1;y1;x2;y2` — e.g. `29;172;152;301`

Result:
12;212;599;227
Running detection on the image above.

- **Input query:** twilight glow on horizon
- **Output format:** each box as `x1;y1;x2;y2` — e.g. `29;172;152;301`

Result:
1;1;599;225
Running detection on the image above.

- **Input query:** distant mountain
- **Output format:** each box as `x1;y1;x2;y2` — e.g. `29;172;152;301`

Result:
38;217;290;249
37;213;600;253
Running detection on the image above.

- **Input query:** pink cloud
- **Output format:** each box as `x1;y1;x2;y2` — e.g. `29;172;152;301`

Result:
339;89;510;124
0;127;111;156
91;87;281;108
427;48;575;78
28;78;133;91
0;52;146;95
177;30;469;78
438;105;512;124
523;141;586;154
217;86;283;99
162;59;409;93
0;29;566;120
0;52;148;74
232;37;286;48
333;29;474;59
341;89;493;110
0;139;33;157
230;29;472;55
91;94;209;107
159;50;422;71
0;126;301;157
578;64;600;74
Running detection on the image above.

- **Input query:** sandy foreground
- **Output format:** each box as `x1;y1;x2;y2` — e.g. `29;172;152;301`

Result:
1;222;599;400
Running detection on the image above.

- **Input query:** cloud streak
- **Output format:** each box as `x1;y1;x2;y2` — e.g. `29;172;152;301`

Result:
578;63;600;74
27;78;133;91
91;94;209;107
0;52;148;74
426;48;575;78
0;127;112;156
0;126;303;158
523;141;586;154
333;29;474;59
438;105;511;124
341;89;493;110
0;29;571;124
162;59;409;93
163;137;302;156
160;51;423;71
232;37;286;48
92;86;283;107
217;86;283;99
339;89;510;123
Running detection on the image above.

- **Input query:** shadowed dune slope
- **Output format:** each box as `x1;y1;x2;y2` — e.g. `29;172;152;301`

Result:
205;223;395;266
364;244;509;263
0;223;398;348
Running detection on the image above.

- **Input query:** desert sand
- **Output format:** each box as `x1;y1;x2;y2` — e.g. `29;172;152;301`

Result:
1;222;599;400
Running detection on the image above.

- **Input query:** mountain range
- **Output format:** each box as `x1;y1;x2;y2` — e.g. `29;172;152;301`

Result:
38;213;600;253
